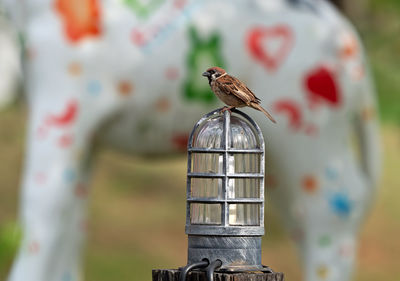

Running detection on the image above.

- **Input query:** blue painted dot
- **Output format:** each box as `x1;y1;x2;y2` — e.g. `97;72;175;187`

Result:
64;169;77;183
87;80;102;96
325;166;338;181
62;271;72;281
329;192;352;218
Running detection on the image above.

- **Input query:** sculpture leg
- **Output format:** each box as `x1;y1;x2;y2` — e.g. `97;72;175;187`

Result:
298;230;357;281
7;100;94;281
290;166;371;281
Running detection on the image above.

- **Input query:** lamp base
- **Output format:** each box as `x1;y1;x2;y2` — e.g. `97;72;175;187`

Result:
187;235;265;271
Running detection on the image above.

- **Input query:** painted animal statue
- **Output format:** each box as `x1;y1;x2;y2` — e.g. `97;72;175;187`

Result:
0;0;380;280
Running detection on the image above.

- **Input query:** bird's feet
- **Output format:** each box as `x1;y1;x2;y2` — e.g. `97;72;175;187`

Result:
220;106;235;114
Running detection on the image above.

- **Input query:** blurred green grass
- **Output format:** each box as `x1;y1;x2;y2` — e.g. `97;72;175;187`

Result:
1;1;400;280
361;0;400;124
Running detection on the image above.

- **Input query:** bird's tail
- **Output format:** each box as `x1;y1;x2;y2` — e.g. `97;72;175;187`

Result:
250;102;277;123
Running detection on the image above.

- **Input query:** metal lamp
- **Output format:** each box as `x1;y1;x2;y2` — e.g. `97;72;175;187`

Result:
181;108;270;279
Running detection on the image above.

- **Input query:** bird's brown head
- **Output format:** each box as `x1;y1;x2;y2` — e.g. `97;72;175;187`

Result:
202;67;226;84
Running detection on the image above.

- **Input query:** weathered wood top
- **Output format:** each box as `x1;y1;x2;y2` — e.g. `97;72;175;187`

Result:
153;269;285;281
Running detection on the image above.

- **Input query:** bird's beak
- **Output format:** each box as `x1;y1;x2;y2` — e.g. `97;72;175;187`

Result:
202;71;210;77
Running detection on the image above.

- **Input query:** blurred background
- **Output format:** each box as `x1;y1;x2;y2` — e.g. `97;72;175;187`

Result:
0;0;399;280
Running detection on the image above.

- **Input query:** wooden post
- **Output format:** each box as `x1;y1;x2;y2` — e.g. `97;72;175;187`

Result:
152;269;285;281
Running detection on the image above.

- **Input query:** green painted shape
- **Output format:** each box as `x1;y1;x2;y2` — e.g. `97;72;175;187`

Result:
124;0;165;18
183;26;225;104
318;234;332;247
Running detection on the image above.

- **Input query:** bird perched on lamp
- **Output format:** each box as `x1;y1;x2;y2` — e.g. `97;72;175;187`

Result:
202;66;276;123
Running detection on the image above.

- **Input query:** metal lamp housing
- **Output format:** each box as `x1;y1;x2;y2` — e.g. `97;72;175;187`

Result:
186;109;266;271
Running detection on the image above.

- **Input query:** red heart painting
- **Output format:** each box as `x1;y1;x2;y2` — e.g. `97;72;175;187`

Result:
171;133;189;151
46;99;78;127
304;65;341;108
247;25;294;71
273;99;302;130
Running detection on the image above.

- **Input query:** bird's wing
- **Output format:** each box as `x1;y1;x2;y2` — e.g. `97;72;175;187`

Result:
216;75;260;104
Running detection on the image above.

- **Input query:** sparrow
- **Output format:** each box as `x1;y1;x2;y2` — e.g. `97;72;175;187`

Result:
202;66;276;123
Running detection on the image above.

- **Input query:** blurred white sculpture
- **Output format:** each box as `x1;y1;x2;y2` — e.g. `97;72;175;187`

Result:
1;0;380;281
